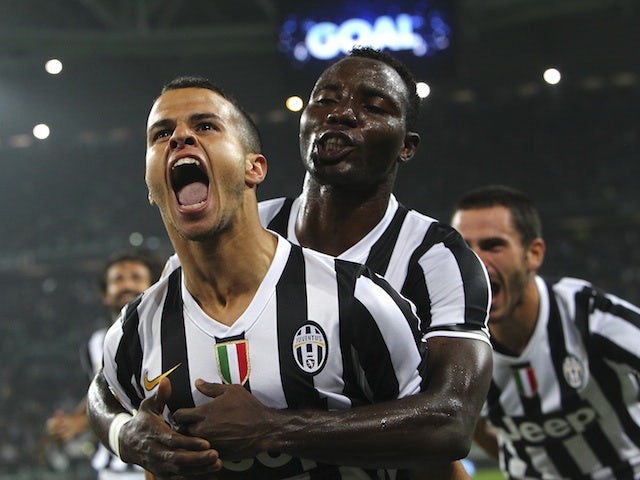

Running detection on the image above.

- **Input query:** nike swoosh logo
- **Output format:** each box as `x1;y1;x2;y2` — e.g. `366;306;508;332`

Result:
143;363;182;391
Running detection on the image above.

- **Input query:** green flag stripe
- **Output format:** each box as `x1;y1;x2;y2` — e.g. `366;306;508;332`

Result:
218;345;231;382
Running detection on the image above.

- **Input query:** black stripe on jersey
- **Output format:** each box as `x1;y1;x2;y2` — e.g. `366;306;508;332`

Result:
401;231;433;329
546;282;576;411
266;197;294;237
276;245;326;409
364;203;408;276
161;268;195;411
114;296;144;409
336;260;402;403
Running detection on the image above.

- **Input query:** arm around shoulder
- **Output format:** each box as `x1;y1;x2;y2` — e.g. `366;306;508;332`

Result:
264;336;492;467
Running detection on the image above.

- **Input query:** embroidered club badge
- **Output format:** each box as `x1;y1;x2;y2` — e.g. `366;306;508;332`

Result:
292;322;328;375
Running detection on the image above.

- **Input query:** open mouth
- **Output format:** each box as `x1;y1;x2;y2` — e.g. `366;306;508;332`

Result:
171;157;209;209
315;132;355;161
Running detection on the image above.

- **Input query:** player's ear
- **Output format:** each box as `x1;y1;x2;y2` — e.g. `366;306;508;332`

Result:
245;153;267;187
526;237;545;270
399;131;420;164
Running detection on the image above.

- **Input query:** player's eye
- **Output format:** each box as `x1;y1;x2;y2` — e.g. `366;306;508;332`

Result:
364;104;386;114
151;129;171;142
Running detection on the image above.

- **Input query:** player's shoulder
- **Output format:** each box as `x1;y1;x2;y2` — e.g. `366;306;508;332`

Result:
258;196;289;209
403;206;465;241
294;241;372;279
258;196;292;220
402;205;439;230
121;271;174;327
547;276;593;298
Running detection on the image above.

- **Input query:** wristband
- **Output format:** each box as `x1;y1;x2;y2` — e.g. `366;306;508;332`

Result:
108;412;134;459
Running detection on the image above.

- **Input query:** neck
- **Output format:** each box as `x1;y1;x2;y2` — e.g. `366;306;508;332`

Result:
172;223;277;326
489;276;540;356
295;174;393;256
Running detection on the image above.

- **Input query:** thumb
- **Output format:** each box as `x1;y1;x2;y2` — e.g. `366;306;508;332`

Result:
143;377;172;415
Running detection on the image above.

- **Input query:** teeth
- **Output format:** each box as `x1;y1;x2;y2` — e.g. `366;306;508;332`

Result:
173;157;200;169
324;137;346;151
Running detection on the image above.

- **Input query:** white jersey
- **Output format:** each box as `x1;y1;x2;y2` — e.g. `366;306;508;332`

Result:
485;275;640;479
103;235;425;479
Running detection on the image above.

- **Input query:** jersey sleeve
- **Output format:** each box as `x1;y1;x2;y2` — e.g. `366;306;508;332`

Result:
102;308;144;414
339;262;425;401
408;222;491;343
565;278;640;371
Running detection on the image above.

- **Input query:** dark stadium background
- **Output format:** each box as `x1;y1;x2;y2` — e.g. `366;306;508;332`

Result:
0;1;638;478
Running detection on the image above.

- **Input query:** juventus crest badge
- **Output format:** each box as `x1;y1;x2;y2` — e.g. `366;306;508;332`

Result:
292;322;328;375
562;354;586;389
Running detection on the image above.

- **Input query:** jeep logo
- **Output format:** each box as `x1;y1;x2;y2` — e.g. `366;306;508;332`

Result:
500;407;598;443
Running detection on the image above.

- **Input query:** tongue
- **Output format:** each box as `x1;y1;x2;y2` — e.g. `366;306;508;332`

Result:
177;182;208;206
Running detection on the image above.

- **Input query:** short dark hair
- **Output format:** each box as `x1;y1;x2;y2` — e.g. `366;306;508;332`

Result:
98;249;163;294
453;185;543;246
160;75;262;153
348;47;421;131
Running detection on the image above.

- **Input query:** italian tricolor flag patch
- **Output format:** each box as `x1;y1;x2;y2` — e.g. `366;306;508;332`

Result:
512;364;538;398
216;340;250;385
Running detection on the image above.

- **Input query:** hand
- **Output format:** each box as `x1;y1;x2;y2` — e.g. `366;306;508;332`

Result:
172;380;276;460
45;410;88;442
119;377;222;479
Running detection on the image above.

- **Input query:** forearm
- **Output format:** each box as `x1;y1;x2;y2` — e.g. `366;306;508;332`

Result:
473;418;500;461
87;369;129;449
260;393;466;468
258;338;493;469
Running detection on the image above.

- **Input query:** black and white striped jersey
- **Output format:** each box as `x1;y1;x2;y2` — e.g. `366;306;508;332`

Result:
82;328;146;477
258;195;490;343
485;275;640;479
103;235;425;480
